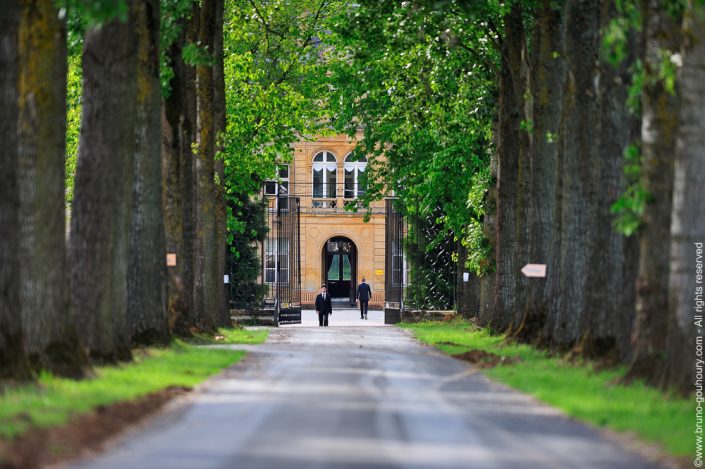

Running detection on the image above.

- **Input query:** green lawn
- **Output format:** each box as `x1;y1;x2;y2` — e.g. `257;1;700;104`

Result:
0;327;268;440
400;320;692;457
189;327;269;345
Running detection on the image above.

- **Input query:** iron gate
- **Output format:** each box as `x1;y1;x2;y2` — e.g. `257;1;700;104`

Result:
384;199;456;323
405;203;456;310
384;198;404;323
264;195;301;325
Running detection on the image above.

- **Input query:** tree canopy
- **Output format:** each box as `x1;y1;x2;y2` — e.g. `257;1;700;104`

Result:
1;0;702;399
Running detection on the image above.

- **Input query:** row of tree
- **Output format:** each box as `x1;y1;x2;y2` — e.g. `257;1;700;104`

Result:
484;0;703;394
330;0;703;394
1;0;343;381
2;0;702;397
0;0;230;379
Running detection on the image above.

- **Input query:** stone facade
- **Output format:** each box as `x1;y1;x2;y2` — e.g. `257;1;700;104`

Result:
269;133;386;308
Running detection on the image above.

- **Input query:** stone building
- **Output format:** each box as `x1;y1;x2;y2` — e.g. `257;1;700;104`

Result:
263;132;387;309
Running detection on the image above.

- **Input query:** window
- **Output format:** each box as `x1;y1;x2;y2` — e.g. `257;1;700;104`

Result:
344;153;367;199
264;165;289;210
327;255;339;281
327;253;352;281
391;240;407;286
265;238;289;284
264;181;277;196
342;255;352;281
312;151;337;199
403;250;409;286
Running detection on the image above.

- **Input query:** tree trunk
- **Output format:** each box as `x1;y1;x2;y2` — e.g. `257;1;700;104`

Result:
213;0;229;328
515;0;564;343
194;0;218;331
509;4;533;335
494;4;528;332
577;0;639;361
456;242;480;318
182;2;199;331
548;0;599;349
479;130;498;326
128;0;169;346
18;0;85;376
70;7;137;362
162;26;191;336
665;0;705;394
626;0;681;383
0;0;32;380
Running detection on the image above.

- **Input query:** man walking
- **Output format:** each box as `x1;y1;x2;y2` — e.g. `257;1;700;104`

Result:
356;277;372;320
315;284;333;326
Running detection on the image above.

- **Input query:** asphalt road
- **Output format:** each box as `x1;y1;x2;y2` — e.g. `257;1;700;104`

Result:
71;314;664;469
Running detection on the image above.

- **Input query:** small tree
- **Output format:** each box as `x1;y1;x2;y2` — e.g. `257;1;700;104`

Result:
227;194;268;310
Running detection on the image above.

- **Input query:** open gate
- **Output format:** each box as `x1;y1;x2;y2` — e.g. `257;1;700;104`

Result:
384;199;456;323
405;203;456;311
384;198;404;323
264;195;301;325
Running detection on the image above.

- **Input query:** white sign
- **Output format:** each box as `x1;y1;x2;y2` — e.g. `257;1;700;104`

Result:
224;274;230;284
166;253;177;267
463;272;469;282
521;264;547;278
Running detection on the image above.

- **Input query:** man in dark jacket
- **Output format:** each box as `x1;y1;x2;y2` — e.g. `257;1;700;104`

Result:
315;284;333;326
356;277;372;320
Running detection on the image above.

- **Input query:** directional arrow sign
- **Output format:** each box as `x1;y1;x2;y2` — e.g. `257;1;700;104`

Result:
521;264;546;278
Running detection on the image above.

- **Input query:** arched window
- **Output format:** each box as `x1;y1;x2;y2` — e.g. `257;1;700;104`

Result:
344;153;367;199
312;151;337;199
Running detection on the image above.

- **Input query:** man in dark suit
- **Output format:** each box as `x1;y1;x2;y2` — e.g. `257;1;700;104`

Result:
356;277;372;320
315;284;333;326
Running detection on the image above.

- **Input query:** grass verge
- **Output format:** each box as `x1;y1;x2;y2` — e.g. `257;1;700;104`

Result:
400;319;691;458
188;327;269;345
0;330;261;441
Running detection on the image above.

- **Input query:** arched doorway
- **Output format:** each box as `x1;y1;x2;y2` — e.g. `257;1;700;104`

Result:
322;236;357;305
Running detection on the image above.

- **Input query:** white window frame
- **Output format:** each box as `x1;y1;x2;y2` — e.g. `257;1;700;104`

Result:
344;153;367;199
264;165;289;210
265;238;289;285
403;251;409;287
390;240;409;287
312;151;337;199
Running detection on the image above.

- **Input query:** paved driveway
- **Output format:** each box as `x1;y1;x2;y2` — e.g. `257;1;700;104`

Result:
71;326;663;469
289;307;387;327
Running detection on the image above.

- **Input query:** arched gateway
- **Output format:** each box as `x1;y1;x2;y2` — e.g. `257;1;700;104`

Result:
321;236;357;305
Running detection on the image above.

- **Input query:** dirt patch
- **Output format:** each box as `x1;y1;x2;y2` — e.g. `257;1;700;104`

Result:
451;349;521;368
0;385;191;469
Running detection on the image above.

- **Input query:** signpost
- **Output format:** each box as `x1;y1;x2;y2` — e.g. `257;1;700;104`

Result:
521;263;546;278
